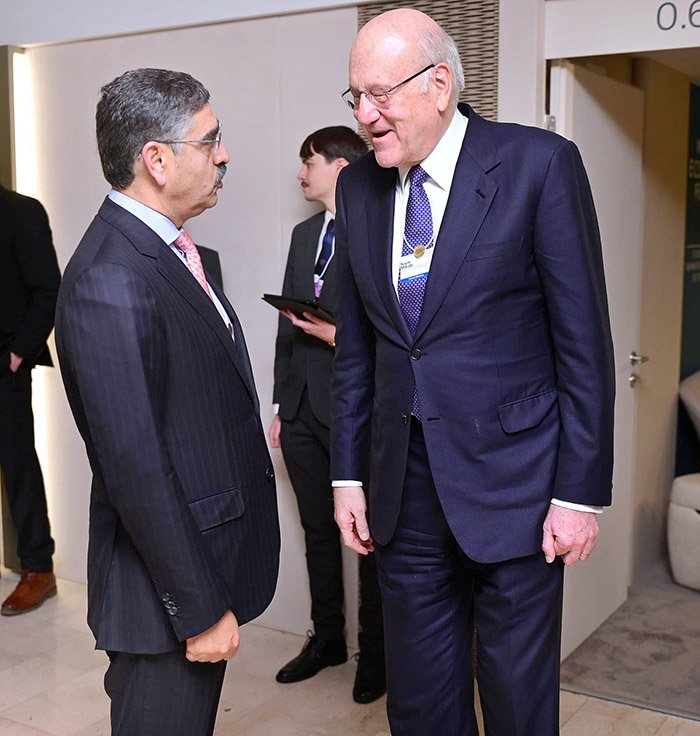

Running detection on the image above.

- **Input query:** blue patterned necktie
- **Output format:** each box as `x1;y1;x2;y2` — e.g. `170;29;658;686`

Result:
314;218;335;298
398;165;434;418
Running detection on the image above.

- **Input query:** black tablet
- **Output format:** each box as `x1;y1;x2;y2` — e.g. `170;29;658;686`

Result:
262;294;335;324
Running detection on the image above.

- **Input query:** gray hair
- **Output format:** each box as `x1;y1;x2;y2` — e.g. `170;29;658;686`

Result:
416;26;465;108
96;68;210;189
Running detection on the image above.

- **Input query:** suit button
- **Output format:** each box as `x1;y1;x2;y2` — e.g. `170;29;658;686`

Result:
167;606;178;616
401;413;409;425
411;348;421;360
161;593;171;603
265;466;275;481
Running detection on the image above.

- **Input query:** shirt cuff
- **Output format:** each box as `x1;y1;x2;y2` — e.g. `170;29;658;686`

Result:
551;498;604;514
272;404;280;414
332;480;363;487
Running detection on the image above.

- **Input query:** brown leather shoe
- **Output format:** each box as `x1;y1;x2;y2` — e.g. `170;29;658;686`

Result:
1;570;57;615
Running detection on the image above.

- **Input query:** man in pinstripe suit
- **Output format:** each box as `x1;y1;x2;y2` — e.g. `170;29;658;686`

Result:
55;69;280;736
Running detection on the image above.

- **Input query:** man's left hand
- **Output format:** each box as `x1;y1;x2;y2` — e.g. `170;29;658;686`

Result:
9;352;23;373
282;310;336;345
542;504;599;567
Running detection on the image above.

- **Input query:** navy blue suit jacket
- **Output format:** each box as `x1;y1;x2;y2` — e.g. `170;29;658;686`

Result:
331;105;615;563
56;198;280;653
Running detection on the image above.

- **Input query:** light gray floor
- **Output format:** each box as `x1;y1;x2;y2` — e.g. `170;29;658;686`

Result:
0;568;698;735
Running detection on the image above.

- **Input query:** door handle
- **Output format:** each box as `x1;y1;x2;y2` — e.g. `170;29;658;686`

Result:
630;351;649;366
628;374;638;388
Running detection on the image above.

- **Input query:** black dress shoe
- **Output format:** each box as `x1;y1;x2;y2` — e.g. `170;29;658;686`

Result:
276;632;347;683
352;652;387;703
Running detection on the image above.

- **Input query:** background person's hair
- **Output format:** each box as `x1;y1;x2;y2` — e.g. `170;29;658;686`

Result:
96;68;210;189
299;126;368;165
416;24;465;108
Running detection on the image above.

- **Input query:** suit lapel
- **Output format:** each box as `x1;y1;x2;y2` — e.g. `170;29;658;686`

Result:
365;164;412;345
413;107;500;343
98;198;259;408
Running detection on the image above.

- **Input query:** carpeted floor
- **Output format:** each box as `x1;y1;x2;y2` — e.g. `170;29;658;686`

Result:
561;561;700;721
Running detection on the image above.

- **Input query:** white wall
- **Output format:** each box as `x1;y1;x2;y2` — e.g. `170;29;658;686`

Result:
0;0;352;47
545;0;700;59
24;6;360;640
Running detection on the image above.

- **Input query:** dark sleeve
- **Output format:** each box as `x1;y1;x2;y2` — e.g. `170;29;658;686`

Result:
272;230;298;406
10;196;61;361
58;263;229;640
533;138;615;506
330;174;376;481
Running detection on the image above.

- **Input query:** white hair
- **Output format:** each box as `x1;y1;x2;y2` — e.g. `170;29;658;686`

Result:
416;25;465;108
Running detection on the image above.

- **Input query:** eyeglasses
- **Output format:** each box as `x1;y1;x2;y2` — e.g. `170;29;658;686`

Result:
156;122;222;154
341;65;435;110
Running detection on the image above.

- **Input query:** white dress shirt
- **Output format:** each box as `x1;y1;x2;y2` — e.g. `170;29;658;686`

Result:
108;190;234;341
332;111;601;514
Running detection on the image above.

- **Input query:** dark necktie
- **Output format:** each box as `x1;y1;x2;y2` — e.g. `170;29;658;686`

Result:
398;165;434;418
314;218;335;298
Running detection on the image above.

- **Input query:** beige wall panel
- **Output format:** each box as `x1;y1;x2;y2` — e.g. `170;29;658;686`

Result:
23;5;358;640
631;58;689;582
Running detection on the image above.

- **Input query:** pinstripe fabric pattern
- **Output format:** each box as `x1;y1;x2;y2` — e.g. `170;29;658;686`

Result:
56;198;280;654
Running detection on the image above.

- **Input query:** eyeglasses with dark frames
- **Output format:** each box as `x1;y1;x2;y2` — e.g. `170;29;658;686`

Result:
156;121;222;154
341;64;435;110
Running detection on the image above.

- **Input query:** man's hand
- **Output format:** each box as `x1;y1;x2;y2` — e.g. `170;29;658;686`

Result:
185;609;240;663
542;504;599;567
9;352;23;373
269;415;282;448
334;486;374;555
282;310;336;345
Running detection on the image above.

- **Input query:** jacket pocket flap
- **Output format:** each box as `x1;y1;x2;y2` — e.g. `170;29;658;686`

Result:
498;389;557;434
465;237;523;261
188;487;245;531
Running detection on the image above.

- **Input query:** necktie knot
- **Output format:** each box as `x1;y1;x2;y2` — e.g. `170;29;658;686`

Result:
174;230;212;299
409;165;428;188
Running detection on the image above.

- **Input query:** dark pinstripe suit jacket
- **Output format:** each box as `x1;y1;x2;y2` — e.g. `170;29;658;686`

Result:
273;212;336;428
56;198;280;654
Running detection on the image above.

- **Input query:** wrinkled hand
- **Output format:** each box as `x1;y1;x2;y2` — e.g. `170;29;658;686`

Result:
186;609;240;663
334;486;374;555
542;504;599;567
282;310;336;345
269;415;281;448
9;352;23;373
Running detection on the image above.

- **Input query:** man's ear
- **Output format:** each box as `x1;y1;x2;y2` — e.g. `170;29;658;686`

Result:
432;63;453;113
139;141;168;187
335;157;349;174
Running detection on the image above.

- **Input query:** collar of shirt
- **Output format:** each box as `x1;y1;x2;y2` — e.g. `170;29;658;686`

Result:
392;109;469;293
108;190;235;341
108;189;181;245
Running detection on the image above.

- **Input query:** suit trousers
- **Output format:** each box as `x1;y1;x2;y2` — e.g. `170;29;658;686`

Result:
105;649;226;736
376;419;564;736
0;366;54;571
281;389;383;653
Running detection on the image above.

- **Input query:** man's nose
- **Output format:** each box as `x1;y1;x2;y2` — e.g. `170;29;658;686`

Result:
216;142;230;165
355;94;381;126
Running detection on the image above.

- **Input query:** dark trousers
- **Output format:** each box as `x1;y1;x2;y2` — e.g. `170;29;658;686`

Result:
105;649;226;736
0;367;54;572
376;419;564;736
281;390;383;655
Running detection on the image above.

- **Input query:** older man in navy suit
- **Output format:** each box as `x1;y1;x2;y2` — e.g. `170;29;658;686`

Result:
331;10;614;736
56;69;279;736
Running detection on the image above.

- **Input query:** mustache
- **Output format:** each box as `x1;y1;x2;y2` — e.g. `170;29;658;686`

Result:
215;163;227;186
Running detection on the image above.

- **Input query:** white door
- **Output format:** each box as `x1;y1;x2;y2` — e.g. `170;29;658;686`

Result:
549;61;645;658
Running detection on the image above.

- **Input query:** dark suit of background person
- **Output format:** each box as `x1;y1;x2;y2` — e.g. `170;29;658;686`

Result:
55;69;280;736
0;183;59;616
271;127;385;704
331;11;614;736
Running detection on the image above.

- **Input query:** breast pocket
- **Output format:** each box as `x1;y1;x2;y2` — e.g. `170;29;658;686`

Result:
464;237;523;262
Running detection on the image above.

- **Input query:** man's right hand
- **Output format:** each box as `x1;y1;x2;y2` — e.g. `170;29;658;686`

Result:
185;609;240;663
269;415;281;448
334;486;374;555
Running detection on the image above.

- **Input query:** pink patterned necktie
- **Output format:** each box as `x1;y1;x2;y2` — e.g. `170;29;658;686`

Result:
174;230;212;299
